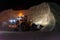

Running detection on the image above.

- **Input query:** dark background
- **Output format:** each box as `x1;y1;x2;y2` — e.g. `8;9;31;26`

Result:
0;0;59;11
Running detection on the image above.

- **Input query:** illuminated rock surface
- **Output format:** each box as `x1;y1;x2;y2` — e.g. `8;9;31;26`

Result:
28;3;56;31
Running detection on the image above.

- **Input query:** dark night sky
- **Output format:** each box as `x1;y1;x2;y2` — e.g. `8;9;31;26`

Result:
0;0;59;11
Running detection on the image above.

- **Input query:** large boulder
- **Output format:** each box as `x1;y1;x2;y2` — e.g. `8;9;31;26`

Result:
28;2;56;31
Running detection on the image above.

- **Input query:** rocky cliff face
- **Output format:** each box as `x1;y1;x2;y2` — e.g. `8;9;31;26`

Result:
0;2;60;32
28;2;56;31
